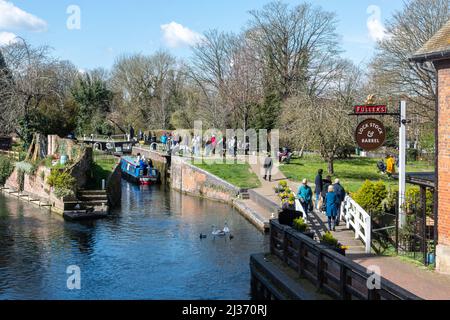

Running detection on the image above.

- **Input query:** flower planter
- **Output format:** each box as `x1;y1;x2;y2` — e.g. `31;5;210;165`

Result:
278;209;302;227
320;241;346;256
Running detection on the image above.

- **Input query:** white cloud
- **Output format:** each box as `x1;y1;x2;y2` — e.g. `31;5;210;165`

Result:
160;22;202;48
0;0;47;32
0;31;18;46
367;5;388;42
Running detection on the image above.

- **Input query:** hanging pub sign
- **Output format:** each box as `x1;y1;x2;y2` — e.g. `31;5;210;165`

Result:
355;119;386;151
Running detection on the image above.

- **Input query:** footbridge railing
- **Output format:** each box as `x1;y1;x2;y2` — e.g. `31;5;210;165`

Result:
341;196;372;254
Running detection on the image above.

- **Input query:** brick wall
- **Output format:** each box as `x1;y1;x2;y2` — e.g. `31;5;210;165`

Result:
436;60;450;246
106;163;122;208
171;156;240;203
4;143;92;213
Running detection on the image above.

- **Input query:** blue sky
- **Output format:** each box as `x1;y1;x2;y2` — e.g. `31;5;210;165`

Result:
0;0;405;70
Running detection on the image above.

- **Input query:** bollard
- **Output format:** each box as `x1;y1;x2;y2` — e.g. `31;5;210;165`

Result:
102;179;106;190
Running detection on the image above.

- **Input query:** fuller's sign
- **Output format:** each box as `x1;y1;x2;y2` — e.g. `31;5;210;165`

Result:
354;105;387;114
355;119;386;151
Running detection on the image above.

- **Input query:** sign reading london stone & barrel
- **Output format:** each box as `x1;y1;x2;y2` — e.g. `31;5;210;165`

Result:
355;118;386;151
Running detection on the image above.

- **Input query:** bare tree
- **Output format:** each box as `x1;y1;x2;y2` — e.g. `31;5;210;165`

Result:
0;40;78;140
111;51;178;130
370;0;449;121
246;1;340;99
189;30;237;129
279;60;362;174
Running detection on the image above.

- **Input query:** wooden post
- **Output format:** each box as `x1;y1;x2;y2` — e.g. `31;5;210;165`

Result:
339;265;347;300
316;250;323;290
365;215;372;254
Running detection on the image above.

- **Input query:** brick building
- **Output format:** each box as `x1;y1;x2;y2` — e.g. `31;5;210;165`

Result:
411;20;450;273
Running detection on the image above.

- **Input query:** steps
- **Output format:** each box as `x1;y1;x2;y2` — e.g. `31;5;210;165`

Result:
63;190;109;221
240;189;251;200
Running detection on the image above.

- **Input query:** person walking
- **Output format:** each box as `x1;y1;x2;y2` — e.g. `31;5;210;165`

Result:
314;169;324;210
211;135;217;155
386;154;396;178
192;134;200;157
333;179;346;227
320;175;332;213
263;154;273;181
298;179;313;218
161;133;168;151
325;185;340;231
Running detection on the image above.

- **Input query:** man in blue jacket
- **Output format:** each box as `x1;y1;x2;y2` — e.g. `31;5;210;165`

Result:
333;179;346;226
298;179;313;218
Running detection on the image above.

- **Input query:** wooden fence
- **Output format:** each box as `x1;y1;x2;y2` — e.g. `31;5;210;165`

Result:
0;150;19;160
341;195;372;253
270;220;419;300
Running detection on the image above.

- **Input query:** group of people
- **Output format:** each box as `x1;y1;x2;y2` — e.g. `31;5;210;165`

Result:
159;131;252;158
294;169;346;231
136;153;154;175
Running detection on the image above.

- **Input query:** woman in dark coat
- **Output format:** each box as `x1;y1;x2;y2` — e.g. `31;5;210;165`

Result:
325;185;340;231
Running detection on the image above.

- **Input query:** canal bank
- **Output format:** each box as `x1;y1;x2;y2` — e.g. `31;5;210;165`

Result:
130;147;273;232
0;136;122;221
0;180;268;299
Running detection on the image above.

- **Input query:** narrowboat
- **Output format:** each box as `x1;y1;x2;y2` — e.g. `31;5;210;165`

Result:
120;156;160;185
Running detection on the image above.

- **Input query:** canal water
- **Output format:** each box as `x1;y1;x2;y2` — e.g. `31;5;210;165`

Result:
0;181;268;300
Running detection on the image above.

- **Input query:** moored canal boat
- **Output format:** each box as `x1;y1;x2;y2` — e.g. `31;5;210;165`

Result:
120;156;160;185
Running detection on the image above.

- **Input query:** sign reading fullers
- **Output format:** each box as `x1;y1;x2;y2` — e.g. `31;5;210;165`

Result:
355;119;386;151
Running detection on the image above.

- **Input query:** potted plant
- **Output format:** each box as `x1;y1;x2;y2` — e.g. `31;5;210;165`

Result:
274;180;288;194
320;232;347;256
293;217;315;239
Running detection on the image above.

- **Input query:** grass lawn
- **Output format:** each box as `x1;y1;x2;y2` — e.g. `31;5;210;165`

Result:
86;153;119;190
280;156;434;194
194;161;261;189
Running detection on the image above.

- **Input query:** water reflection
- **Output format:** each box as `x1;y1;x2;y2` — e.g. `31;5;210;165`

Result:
0;181;268;300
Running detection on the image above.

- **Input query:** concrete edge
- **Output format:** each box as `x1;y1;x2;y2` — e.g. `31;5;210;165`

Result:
233;199;269;233
0;186;63;216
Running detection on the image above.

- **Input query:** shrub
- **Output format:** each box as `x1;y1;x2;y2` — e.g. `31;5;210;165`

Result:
0;156;14;185
407;148;419;162
293;218;308;232
404;187;434;216
352;180;388;215
381;187;398;214
46;170;76;199
15;161;34;174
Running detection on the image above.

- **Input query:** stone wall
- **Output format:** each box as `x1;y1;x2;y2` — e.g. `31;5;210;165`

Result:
170;156;240;203
69;146;93;189
5;164;65;212
107;163;122;208
4;142;93;214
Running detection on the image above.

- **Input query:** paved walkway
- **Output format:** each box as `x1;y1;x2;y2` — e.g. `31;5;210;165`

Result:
248;155;365;251
349;254;450;299
247;155;450;299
